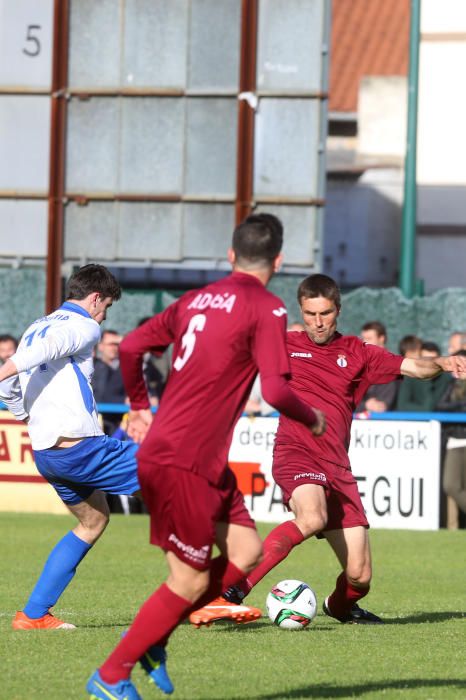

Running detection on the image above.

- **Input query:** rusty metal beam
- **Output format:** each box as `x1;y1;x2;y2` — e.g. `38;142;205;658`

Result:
235;0;258;224
46;0;69;313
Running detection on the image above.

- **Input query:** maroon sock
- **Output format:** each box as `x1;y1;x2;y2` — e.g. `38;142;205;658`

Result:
327;571;369;619
191;556;246;612
234;520;304;597
156;558;247;647
99;584;191;684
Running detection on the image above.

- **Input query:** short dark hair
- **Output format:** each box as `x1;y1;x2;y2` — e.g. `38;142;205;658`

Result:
361;320;387;338
232;213;283;269
100;329;120;341
421;341;441;355
398;334;422;356
0;334;18;348
66;264;121;301
297;274;341;309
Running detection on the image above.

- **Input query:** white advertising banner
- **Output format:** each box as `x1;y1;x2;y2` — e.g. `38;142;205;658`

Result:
228;417;441;530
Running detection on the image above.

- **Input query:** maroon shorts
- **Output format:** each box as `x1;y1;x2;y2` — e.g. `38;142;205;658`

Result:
272;445;369;532
138;461;256;570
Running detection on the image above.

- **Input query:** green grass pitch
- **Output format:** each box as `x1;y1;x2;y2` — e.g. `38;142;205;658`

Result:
1;513;465;699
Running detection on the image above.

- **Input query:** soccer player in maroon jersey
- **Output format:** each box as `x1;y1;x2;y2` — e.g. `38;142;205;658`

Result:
87;214;325;700
191;273;466;628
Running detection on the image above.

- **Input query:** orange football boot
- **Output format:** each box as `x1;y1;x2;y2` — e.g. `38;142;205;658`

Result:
189;596;262;627
12;611;76;630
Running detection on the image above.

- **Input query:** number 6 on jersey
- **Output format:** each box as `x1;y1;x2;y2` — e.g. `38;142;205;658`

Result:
173;314;206;371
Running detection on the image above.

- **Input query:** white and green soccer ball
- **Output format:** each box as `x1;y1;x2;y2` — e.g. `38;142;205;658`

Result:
266;579;317;630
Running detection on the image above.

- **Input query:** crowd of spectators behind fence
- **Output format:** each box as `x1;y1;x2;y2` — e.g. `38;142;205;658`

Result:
1;323;465;526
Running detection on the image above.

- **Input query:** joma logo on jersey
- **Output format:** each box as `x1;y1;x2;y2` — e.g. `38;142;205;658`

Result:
290;352;313;358
187;292;236;313
272;307;287;317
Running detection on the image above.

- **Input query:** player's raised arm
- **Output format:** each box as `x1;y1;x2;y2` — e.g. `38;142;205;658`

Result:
401;352;466;380
6;323;99;380
119;307;176;442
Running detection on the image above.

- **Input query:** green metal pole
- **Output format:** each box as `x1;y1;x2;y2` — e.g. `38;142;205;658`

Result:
399;0;421;298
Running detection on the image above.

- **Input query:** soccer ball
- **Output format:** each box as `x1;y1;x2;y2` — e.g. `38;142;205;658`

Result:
266;579;317;630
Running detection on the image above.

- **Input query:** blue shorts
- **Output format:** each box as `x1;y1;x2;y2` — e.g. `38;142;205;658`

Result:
33;435;140;505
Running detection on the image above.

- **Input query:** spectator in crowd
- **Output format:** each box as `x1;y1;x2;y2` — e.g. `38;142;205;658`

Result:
436;350;466;525
396;341;452;412
0;334;18;364
398;335;422;359
287;321;305;332
356;321;399;413
91;330;127;436
448;331;466;355
92;330;147;515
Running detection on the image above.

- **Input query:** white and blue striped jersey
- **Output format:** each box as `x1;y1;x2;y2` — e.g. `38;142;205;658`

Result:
0;302;104;450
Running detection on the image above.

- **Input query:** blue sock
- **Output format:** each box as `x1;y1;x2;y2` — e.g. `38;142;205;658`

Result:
23;531;92;619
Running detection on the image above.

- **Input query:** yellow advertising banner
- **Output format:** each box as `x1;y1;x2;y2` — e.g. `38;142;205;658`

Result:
0;411;67;514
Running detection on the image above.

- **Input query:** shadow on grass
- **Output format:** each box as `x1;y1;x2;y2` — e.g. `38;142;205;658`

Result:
381;611;465;625
185;620;335;634
183;610;465;632
216;677;466;699
82;622;131;629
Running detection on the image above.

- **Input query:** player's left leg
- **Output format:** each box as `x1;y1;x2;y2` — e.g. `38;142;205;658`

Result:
94;552;204;697
323;526;382;624
91;463;225;697
12;490;109;630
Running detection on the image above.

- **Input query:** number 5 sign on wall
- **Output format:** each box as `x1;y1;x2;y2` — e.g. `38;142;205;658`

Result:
22;24;42;57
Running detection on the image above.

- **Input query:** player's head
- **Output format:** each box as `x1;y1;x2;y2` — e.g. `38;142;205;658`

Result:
297;274;341;345
360;321;387;347
229;213;283;274
66;264;122;324
66;264;121;301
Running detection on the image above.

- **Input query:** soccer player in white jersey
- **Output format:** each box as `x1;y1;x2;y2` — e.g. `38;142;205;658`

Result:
0;265;142;631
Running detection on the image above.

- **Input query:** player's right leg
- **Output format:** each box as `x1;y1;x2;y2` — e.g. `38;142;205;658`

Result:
12;490;109;630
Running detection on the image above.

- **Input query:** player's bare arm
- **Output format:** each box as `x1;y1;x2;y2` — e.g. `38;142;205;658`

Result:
401;354;466;380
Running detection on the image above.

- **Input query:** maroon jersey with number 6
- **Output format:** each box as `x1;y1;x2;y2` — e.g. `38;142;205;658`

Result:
120;272;292;485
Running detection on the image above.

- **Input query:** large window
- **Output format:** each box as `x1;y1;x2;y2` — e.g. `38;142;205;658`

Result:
0;0;329;305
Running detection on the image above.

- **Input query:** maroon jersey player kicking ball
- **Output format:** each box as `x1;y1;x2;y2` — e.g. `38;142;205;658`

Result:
191;273;466;628
86;214;325;700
